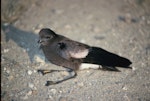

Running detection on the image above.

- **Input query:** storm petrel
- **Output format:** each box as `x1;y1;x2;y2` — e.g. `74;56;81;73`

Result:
38;28;132;86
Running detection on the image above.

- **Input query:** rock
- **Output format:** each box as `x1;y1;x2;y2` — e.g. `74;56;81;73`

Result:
132;66;136;71
77;82;84;87
80;39;86;43
61;71;69;76
33;24;44;34
3;49;9;53
28;83;34;89
31;90;38;95
26;90;32;96
4;67;7;71
33;70;37;73
27;70;32;75
34;55;45;63
8;75;14;80
122;86;128;90
49;89;57;94
6;69;10;74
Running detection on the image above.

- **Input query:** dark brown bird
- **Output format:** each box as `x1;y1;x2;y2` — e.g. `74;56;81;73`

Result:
38;28;132;86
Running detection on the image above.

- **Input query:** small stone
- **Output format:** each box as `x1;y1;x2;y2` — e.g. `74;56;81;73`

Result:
80;39;86;43
4;67;7;71
23;49;26;53
34;55;45;63
3;23;9;26
28;83;34;89
50;89;57;94
132;66;136;71
33;70;37;73
61;71;69;76
6;70;10;74
33;24;43;34
48;95;53;99
8;75;14;80
122;86;128;90
3;49;9;53
27;70;32;75
78;82;84;87
32;90;38;95
27;90;32;96
34;29;41;34
58;90;63;93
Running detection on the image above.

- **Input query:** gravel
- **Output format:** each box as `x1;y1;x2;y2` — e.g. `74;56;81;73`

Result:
1;0;150;101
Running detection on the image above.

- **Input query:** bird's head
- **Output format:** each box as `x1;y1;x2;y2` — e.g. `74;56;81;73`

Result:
38;28;57;46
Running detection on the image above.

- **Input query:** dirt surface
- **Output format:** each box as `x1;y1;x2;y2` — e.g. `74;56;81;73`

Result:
1;0;150;101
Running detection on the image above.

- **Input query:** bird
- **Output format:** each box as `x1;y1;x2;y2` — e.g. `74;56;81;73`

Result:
38;28;132;86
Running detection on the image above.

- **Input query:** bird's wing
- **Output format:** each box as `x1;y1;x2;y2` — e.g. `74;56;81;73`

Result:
55;38;90;60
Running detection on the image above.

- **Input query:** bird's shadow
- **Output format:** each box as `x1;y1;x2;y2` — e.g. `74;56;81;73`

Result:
2;24;45;63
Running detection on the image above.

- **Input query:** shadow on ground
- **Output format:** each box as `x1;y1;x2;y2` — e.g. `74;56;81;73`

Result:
1;24;44;62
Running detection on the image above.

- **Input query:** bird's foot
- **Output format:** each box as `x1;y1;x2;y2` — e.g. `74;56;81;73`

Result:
37;69;52;75
45;81;58;86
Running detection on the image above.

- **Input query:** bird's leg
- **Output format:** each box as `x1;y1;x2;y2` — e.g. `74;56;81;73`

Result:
45;69;77;86
37;69;66;75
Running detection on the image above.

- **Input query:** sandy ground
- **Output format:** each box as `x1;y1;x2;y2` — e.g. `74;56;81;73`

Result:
1;0;150;101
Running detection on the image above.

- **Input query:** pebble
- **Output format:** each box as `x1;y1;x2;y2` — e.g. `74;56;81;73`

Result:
122;86;128;90
77;82;84;87
27;70;32;75
34;55;45;63
61;71;69;76
33;70;37;73
6;70;10;74
28;83;34;89
3;49;9;53
132;66;136;71
49;89;57;94
26;90;32;96
33;24;43;34
80;39;86;43
31;90;38;95
4;67;7;71
34;29;41;34
8;75;14;80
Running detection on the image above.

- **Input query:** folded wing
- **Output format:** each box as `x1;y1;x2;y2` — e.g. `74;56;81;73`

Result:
56;37;90;60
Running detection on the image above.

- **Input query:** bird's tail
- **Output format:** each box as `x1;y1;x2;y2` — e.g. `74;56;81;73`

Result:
83;47;132;69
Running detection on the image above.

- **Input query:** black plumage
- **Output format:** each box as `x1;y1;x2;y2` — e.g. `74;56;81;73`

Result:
38;28;132;86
